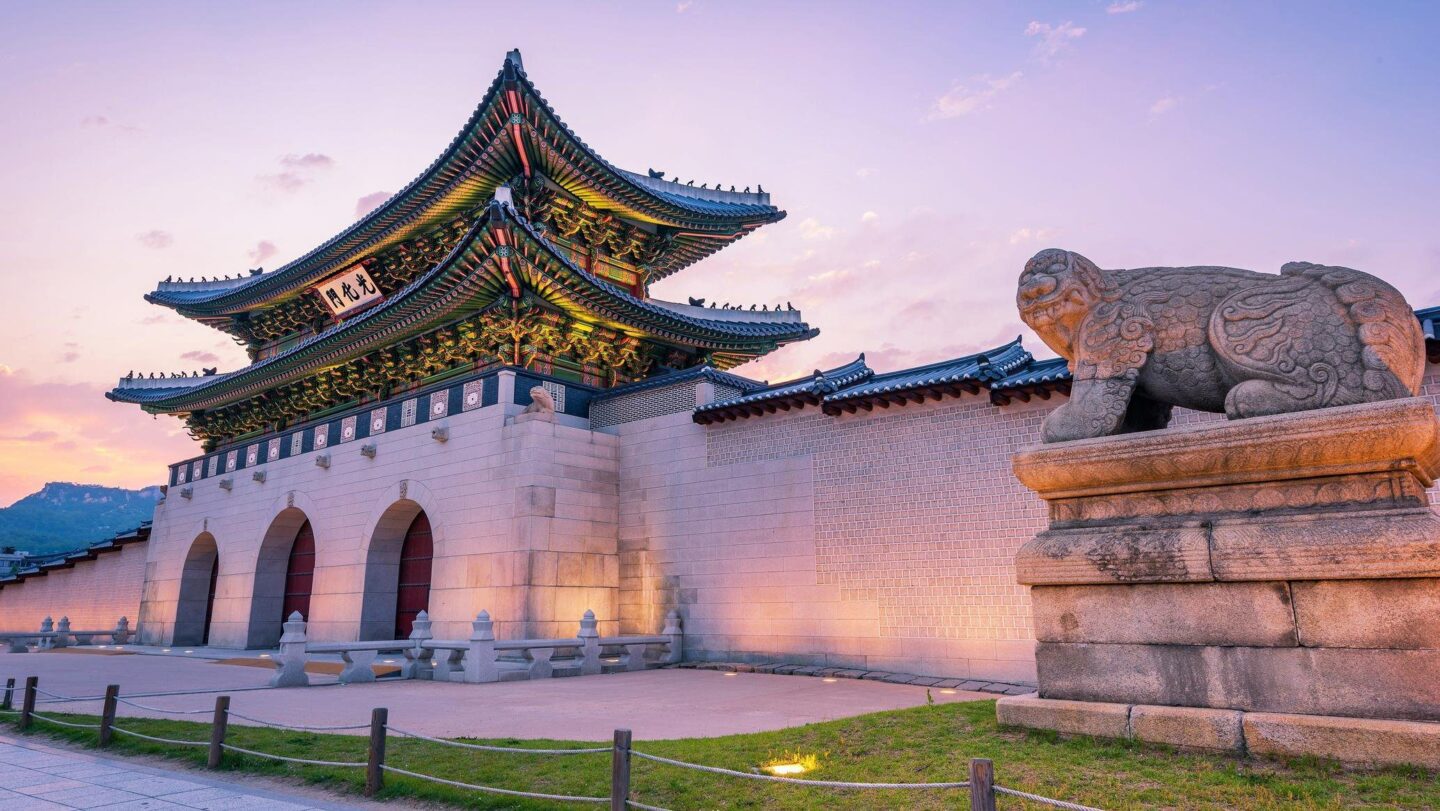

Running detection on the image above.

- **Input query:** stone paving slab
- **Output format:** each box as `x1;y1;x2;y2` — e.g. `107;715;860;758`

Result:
1;651;993;742
0;732;364;809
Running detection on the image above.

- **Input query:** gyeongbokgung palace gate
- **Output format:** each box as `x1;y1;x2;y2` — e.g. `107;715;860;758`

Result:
4;50;1437;685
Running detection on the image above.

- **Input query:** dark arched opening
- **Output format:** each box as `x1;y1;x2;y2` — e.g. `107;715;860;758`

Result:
359;501;434;640
246;507;314;648
174;533;219;646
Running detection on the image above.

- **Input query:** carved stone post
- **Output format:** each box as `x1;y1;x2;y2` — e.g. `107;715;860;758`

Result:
464;611;499;684
269;611;310;687
53;617;71;649
661;610;683;665
38;617;53;650
403;611;433;680
579;609;601;676
112;616;132;645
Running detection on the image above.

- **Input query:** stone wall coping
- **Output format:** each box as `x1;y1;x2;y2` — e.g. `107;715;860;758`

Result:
1013;398;1440;500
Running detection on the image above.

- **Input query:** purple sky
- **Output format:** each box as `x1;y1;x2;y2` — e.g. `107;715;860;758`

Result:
1;1;1437;504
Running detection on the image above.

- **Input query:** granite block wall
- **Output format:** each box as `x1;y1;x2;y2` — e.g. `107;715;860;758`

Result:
0;542;145;631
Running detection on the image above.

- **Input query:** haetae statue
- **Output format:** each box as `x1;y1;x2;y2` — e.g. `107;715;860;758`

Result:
1017;248;1426;443
523;386;555;415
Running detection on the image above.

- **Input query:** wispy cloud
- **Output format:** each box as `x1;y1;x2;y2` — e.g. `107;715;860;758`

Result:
136;229;173;249
927;72;1023;120
179;350;220;365
1009;226;1059;245
1107;1;1142;14
675;0;693;11
248;240;278;266
355;191;392;218
0;370;195;505
257;152;334;193
80;115;141;133
1149;95;1180;117
1025;21;1086;61
796;217;837;241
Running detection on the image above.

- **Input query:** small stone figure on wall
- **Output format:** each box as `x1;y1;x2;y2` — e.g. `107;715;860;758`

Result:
1017;248;1426;442
523;386;555;415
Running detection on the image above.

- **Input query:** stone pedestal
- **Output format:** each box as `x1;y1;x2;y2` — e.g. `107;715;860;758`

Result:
996;398;1440;768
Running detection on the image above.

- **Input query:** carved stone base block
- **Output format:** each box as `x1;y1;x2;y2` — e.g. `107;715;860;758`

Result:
996;696;1440;768
1003;399;1440;767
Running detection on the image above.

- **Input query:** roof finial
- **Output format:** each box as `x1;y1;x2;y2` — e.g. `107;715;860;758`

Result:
505;49;524;70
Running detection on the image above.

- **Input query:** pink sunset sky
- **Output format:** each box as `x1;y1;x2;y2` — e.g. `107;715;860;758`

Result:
1;1;1437;506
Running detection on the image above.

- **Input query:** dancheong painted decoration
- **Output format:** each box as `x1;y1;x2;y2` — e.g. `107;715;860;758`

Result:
108;50;816;450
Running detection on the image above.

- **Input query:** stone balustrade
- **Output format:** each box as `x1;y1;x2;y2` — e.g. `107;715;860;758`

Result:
269;609;682;687
0;616;132;652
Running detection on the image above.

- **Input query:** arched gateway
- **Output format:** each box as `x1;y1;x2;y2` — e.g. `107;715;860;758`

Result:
247;508;316;648
360;501;434;640
174;533;219;646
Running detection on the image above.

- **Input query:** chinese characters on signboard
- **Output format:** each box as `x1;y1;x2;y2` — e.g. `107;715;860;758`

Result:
314;266;382;318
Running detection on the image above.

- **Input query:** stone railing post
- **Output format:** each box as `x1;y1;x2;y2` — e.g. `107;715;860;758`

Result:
269;611;311;687
112;616;132;645
661;610;683;664
579;609;601;675
38;617;53;650
464;610;499;684
53;616;71;649
403;611;433;680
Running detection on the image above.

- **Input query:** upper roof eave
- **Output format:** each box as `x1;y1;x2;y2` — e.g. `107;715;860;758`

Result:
143;51;783;319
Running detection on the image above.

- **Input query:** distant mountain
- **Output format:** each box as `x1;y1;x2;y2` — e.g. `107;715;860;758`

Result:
0;483;161;556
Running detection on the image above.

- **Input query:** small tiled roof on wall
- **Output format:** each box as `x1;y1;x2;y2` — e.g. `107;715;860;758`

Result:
693;356;872;424
821;340;1030;415
0;523;151;589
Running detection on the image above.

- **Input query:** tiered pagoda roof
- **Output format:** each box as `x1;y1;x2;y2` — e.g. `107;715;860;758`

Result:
110;51;815;448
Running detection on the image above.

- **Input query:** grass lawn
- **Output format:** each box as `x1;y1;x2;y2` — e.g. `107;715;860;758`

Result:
5;699;1439;810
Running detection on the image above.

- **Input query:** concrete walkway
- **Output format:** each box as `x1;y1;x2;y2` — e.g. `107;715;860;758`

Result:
0;731;367;810
2;650;991;741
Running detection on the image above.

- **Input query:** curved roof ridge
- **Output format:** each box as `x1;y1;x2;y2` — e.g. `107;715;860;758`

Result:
145;51;783;317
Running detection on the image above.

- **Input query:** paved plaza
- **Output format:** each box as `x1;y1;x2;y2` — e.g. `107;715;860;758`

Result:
0;731;373;810
0;650;991;742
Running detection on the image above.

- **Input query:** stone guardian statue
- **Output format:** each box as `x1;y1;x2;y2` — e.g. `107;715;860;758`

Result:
1017;248;1425;443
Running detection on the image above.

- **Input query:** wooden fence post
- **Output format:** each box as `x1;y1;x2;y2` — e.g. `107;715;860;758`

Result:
366;707;388;797
610;728;632;811
1;677;13;710
207;696;229;769
969;758;996;811
19;676;37;731
99;685;119;746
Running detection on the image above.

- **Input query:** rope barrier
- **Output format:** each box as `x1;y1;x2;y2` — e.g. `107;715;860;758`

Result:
114;697;213;715
226;711;369;731
220;742;367;768
995;785;1106;811
380;763;608;804
27;712;101;730
385;725;610;755
109;725;209;747
631;751;970;790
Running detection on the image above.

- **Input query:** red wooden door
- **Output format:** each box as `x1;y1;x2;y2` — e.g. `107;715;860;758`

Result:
281;520;316;622
394;513;433;639
201;556;219;646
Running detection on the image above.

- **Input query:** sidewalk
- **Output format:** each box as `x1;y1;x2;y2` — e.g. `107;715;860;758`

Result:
0;731;367;810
